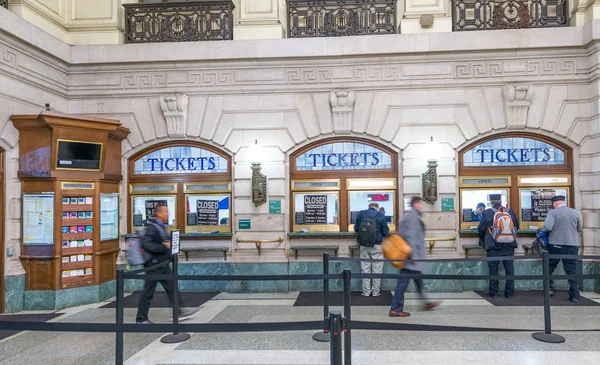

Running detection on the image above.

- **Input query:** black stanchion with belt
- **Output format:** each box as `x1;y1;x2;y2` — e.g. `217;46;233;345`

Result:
532;250;566;343
342;269;352;365
161;230;191;344
115;269;125;365
329;311;343;365
313;252;331;342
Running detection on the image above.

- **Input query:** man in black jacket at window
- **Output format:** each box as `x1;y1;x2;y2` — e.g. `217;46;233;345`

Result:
477;194;519;299
136;202;198;324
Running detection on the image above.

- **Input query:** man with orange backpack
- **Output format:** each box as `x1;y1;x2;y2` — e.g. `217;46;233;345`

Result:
477;194;520;299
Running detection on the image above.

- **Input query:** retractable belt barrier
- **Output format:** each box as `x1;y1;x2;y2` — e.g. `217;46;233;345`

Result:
1;251;599;365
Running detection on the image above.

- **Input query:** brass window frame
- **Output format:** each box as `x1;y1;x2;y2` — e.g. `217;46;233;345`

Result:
291;179;341;192
459;187;511;230
184;193;232;233
130;194;177;232
518;186;571;229
129;183;178;195
292;191;340;232
347;190;397;232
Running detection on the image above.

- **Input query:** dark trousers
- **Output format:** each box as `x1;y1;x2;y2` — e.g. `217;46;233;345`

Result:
487;246;515;297
135;263;185;322
548;244;580;300
391;269;425;312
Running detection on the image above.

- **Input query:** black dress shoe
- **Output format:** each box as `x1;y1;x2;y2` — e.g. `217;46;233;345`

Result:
505;294;514;299
569;297;580;304
487;293;499;298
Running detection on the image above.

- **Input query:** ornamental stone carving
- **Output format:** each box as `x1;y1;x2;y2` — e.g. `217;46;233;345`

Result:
160;94;188;137
503;84;533;129
329;90;355;134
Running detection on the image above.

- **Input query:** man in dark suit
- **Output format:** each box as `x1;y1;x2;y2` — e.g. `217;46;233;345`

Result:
136;202;197;324
477;194;519;299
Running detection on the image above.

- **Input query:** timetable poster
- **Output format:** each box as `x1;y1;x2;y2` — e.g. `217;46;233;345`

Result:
22;194;54;245
304;195;328;224
196;200;219;226
531;190;556;222
145;200;167;223
100;193;119;241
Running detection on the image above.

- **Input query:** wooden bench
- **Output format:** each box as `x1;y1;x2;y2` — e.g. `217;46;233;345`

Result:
180;247;229;261
290;245;339;259
462;244;485;258
349;244;360;258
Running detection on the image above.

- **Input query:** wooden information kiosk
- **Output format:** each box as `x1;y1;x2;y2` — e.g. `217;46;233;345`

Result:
12;112;129;291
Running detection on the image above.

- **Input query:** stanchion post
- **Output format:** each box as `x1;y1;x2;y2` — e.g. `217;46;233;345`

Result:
342;269;351;365
532;250;565;343
161;230;190;344
313;252;331;342
115;268;124;365
329;310;342;365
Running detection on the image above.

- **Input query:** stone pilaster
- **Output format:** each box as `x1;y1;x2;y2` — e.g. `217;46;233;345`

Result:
233;0;285;40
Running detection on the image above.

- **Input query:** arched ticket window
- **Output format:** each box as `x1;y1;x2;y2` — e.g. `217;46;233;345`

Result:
290;138;399;233
458;132;573;231
128;141;232;233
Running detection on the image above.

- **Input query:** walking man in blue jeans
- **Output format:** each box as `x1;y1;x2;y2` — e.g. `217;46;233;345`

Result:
542;195;582;303
389;197;439;317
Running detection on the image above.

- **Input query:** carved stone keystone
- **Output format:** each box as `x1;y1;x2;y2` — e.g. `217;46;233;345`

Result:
503;85;533;129
329;90;355;134
160;94;188;137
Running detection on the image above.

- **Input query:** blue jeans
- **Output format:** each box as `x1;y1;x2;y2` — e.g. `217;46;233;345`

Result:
548;244;580;300
487;246;515;297
391;269;425;312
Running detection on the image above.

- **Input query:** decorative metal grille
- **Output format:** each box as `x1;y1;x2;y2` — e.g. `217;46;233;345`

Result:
287;0;397;38
1;0;8;9
123;1;234;43
452;0;567;31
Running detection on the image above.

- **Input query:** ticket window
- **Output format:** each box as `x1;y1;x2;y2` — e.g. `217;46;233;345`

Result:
184;182;231;233
459;176;511;230
131;195;176;229
130;183;177;231
347;178;397;231
518;175;571;230
291;179;341;232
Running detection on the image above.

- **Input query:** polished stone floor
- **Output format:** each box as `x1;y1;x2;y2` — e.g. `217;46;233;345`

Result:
1;291;599;365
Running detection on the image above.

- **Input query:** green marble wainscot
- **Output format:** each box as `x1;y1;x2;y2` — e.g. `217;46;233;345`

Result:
228;263;289;293
178;263;230;292
24;290;56;310
4;275;25;313
99;280;116;302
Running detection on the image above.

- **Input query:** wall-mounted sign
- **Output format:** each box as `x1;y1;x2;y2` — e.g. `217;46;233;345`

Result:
238;219;251;230
171;230;180;255
22;193;54;245
269;200;281;214
441;197;454;212
462;137;565;167
295;142;393;171
133;146;228;175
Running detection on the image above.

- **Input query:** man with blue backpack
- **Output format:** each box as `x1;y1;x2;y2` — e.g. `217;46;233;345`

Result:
354;202;389;297
478;194;520;299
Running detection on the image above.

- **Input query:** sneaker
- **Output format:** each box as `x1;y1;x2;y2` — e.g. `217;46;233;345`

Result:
487;293;499;298
549;289;555;297
178;308;200;321
372;293;381;297
360;293;371;298
136;320;152;324
569;297;580;304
